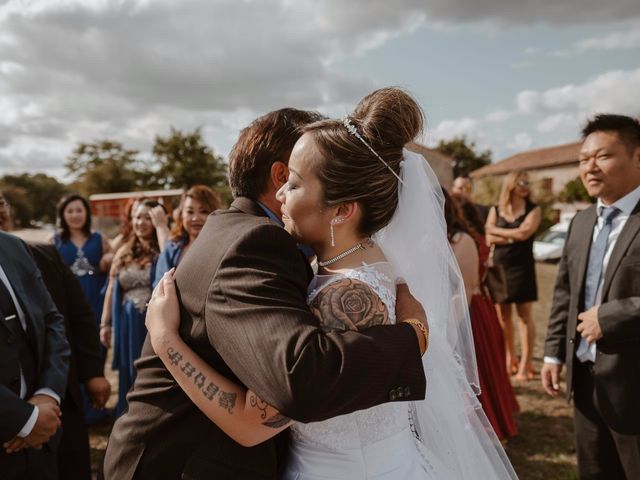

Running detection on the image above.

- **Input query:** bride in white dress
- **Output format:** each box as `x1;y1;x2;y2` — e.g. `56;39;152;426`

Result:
145;88;518;479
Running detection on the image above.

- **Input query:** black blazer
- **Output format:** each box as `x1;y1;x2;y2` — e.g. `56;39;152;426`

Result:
104;197;426;480
28;242;103;408
544;200;640;434
0;232;70;442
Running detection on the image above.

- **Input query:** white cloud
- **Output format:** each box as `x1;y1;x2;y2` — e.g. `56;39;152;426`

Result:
507;132;533;150
574;23;640;52
1;0;639;177
516;68;640;115
536;113;581;133
425;67;640;160
0;0;433;175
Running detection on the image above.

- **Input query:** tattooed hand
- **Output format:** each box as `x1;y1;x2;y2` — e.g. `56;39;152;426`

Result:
146;268;181;351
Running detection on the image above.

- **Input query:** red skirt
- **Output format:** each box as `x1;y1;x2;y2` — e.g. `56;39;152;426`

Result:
470;292;519;440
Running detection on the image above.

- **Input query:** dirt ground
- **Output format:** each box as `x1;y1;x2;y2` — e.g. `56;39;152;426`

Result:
88;262;576;479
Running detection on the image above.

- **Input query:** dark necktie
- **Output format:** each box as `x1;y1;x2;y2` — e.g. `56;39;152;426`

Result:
584;206;621;310
0;277;37;395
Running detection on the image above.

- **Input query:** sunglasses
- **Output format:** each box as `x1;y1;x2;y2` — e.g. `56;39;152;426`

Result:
517;180;530;187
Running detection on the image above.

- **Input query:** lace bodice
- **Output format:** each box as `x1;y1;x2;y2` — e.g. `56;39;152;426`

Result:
119;263;151;312
291;262;411;451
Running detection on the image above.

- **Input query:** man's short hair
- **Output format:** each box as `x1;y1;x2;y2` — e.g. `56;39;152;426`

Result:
582;114;640;154
228;108;325;199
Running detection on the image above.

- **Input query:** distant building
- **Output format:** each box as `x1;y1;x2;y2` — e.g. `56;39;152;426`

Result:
406;142;455;188
470;141;581;195
89;188;184;234
470;141;592;223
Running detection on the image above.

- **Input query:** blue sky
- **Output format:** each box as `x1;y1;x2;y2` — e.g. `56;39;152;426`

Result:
0;0;639;179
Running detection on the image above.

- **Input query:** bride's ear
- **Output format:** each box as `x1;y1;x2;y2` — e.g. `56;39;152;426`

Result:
333;202;359;225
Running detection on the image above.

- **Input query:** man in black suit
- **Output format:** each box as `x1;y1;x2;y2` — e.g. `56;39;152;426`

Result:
29;242;111;480
543;114;640;479
104;108;428;479
0;230;70;480
0;190;111;479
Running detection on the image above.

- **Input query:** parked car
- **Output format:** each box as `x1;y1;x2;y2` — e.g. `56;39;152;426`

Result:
534;222;569;263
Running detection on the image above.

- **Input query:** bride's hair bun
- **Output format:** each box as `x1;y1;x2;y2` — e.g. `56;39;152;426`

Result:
303;87;424;236
351;87;423;152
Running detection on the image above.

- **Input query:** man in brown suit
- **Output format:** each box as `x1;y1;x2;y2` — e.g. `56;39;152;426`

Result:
542;114;640;479
103;108;428;480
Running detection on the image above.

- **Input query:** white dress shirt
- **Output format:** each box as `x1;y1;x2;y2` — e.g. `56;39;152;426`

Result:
544;185;640;365
0;264;60;437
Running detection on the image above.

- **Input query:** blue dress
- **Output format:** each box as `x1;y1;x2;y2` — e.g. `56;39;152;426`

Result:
55;232;108;329
154;237;187;287
112;261;156;416
55;232;109;423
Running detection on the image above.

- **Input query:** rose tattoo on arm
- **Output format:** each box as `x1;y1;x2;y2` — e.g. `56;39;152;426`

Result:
309;278;389;331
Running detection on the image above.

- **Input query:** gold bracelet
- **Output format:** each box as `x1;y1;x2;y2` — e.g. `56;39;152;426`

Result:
402;318;429;354
100;324;112;329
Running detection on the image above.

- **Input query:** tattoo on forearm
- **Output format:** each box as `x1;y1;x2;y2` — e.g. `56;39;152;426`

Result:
193;372;206;389
167;347;183;365
165;346;235;413
249;393;268;419
202;382;220;400
262;413;290;429
218;391;237;413
181;361;195;378
310;279;389;331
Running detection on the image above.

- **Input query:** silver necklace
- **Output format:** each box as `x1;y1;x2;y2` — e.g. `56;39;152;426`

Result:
317;239;372;267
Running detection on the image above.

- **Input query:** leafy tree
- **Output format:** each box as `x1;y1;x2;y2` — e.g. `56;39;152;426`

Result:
558;176;594;204
66;140;143;196
0;184;30;228
436;137;491;178
148;127;229;199
0;173;68;225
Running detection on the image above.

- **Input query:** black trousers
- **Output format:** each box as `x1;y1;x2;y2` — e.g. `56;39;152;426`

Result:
58;400;92;480
573;361;640;480
0;440;58;480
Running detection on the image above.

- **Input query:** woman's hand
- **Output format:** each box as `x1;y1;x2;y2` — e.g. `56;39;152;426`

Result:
145;268;181;352
149;205;169;229
100;325;111;348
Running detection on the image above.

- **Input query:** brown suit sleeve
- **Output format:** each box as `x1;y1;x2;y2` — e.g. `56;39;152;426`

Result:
205;223;425;423
544;219;575;362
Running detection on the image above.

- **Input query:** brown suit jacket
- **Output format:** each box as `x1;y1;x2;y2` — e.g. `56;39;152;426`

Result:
544;200;640;434
103;197;426;480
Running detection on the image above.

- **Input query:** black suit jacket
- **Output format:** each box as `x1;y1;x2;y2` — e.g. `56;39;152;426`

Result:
103;197;426;480
28;243;103;409
0;232;70;442
544;200;640;434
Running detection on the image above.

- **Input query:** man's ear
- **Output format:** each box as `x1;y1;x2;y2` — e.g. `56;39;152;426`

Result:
270;161;289;191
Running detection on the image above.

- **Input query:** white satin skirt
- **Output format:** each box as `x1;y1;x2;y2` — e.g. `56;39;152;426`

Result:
281;428;450;480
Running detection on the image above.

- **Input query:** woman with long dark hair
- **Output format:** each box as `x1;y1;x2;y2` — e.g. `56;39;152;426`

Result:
100;198;162;415
448;191;519;441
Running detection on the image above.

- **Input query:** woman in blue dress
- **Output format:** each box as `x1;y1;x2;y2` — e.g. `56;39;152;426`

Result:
100;199;161;416
155;185;221;282
54;193;114;423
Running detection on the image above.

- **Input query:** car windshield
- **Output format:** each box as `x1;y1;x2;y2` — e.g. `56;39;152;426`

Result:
538;230;566;245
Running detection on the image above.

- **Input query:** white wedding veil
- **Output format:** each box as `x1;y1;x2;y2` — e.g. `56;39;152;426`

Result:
375;149;518;479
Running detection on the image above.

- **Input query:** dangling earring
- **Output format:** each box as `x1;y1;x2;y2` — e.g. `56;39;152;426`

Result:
330;218;338;247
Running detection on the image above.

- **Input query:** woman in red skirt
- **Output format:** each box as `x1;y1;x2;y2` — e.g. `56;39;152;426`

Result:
446;190;519;441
